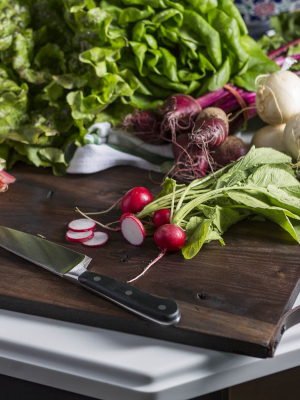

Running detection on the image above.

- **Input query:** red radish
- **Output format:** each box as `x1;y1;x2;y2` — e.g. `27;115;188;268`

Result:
68;219;96;232
0;170;16;185
162;94;201;140
172;134;208;180
190;107;228;149
121;187;153;214
153;209;171;228
120;213;145;246
212;136;249;167
154;224;186;252
128;223;186;283
0;181;7;193
66;230;94;243
82;231;109;247
122;110;166;144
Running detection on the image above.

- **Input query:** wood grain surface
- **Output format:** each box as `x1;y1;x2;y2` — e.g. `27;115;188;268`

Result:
1;164;300;358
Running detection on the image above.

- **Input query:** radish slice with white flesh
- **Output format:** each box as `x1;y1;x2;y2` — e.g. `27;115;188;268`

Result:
82;231;109;247
120;213;145;246
68;218;96;232
66;230;94;243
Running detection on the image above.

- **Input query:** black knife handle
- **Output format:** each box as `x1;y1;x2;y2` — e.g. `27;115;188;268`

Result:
78;270;180;325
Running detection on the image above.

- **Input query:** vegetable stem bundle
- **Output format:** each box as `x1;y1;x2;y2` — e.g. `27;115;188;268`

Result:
137;146;300;260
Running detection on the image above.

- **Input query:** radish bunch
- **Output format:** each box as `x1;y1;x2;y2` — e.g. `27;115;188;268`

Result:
121;94;249;181
76;186;187;282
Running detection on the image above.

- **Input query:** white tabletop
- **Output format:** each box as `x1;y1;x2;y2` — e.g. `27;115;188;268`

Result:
0;292;300;400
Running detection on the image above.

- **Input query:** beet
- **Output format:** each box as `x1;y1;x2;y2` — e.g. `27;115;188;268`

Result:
212;136;249;167
162;94;201;140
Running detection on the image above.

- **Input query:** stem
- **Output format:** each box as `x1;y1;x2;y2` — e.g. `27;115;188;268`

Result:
268;38;300;59
274;53;300;67
127;251;165;283
75;207;121;232
83;198;123;215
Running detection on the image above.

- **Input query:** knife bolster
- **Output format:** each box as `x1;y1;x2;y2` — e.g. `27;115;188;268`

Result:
64;256;92;284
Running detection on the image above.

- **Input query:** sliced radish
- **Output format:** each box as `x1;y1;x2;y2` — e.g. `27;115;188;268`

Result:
82;231;109;247
0;170;16;184
66;230;94;243
68;218;96;232
120;213;145;246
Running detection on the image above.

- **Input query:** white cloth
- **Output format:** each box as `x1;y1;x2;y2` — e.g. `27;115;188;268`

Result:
67;123;173;174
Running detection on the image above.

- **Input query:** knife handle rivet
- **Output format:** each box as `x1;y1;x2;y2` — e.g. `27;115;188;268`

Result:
125;290;133;296
93;277;101;282
158;305;166;310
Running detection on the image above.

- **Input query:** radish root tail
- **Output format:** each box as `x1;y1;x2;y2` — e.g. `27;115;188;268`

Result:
127;251;165;283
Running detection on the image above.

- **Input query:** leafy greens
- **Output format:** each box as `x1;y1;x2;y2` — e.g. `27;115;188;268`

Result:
137;147;300;259
0;0;278;173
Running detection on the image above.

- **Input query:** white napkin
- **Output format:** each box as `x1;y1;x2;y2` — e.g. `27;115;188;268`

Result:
67;123;173;174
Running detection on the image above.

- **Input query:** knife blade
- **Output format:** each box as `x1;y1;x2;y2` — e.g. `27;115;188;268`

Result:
0;226;180;325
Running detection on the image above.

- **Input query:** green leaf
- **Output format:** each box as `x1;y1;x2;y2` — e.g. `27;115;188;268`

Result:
247;164;299;188
182;217;212;259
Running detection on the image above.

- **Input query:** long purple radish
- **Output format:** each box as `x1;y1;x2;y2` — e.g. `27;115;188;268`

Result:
162;94;201;140
66;230;94;243
82;231;109;247
120;213;145;246
68;219;96;232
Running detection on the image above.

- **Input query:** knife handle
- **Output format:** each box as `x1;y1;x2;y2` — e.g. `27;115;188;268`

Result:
77;270;180;326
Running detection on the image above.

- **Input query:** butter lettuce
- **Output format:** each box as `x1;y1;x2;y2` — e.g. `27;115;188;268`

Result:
0;0;278;174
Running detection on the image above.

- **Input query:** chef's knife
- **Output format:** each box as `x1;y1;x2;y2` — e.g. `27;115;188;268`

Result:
0;226;180;325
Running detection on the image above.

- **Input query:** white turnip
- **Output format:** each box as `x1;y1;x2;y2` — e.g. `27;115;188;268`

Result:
255;71;300;125
251;124;286;152
284;113;300;160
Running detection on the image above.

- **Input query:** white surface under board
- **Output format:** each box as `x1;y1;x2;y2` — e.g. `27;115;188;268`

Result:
0;292;300;400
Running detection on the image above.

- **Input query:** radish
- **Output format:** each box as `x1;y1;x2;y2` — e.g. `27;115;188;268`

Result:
153;209;171;228
66;230;94;243
0;170;16;184
120;213;145;246
172;133;208;180
68;219;96;232
190;107;228;149
255;71;300;125
122;110;166;144
284;113;300;161
162;94;201;140
212;136;249;167
0;181;8;193
82;231;109;247
121;187;153;214
127;223;186;283
251;124;286;152
154;224;186;252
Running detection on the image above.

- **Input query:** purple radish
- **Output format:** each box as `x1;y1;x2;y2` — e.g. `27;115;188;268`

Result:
120;213;145;246
122;110;166;144
82;231;109;247
191;107;228;149
172;133;208;180
68;219;96;232
212;136;249;167
66;230;94;243
162;94;201;140
121;187;153;214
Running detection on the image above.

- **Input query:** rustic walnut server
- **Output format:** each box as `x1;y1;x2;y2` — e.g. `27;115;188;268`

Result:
1;165;300;358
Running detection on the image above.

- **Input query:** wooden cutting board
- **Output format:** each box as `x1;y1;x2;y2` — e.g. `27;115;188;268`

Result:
1;164;300;358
